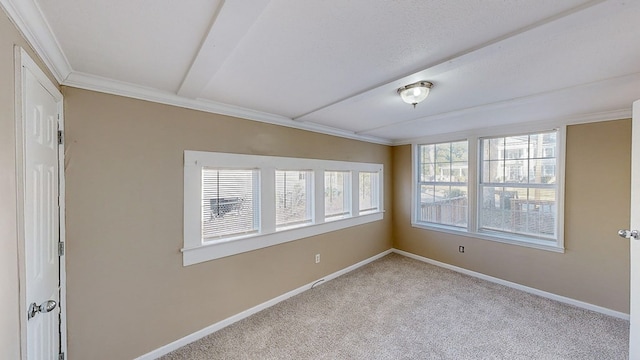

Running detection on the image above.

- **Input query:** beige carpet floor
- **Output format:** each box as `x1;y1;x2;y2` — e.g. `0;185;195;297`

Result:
160;253;629;360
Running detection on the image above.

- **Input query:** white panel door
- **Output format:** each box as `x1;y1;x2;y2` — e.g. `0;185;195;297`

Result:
631;99;640;360
24;64;61;360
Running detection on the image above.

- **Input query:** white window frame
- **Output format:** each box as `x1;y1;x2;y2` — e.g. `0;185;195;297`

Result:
411;126;565;253
184;151;384;265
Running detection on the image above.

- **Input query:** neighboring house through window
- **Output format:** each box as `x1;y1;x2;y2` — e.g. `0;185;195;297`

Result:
413;128;564;252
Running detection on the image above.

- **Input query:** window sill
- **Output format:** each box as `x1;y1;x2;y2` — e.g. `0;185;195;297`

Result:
411;222;565;253
182;212;384;266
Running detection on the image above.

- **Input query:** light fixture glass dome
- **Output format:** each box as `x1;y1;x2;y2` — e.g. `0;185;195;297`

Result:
397;81;433;107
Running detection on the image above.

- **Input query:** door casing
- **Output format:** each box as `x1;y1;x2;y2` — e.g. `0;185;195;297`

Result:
14;46;67;360
630;100;640;360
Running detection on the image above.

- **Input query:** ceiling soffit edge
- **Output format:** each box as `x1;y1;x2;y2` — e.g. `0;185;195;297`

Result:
66;69;633;148
0;0;71;83
392;108;632;146
63;71;393;146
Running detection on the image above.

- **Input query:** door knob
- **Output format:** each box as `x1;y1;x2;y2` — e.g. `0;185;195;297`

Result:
27;300;57;320
618;229;640;240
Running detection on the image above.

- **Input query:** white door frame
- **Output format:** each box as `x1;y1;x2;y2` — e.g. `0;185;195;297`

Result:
631;100;640;360
14;46;67;360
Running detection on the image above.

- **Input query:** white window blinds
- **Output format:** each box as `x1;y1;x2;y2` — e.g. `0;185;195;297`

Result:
202;168;259;241
184;150;384;265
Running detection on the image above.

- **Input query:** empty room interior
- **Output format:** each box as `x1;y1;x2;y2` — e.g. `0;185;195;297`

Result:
1;1;639;359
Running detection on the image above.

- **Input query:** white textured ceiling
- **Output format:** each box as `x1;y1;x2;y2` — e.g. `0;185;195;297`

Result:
4;0;639;144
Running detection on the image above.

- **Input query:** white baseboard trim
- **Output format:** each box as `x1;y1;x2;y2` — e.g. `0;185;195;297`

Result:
136;247;627;359
134;249;393;360
392;248;630;321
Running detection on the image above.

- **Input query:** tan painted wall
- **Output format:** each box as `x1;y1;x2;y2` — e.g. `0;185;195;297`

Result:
393;119;631;313
62;87;393;359
0;9;59;360
1;5;632;358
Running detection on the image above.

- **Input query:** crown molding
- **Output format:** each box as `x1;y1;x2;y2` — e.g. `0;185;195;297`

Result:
0;0;71;83
64;71;392;145
0;0;390;145
3;0;629;148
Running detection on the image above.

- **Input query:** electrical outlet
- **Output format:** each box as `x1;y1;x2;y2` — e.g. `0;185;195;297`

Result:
315;254;320;263
458;246;465;253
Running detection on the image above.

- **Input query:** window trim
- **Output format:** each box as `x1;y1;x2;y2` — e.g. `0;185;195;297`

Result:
411;126;565;253
184;151;384;265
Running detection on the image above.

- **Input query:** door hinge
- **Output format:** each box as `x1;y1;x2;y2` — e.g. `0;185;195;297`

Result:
59;352;65;360
58;242;65;256
57;130;63;145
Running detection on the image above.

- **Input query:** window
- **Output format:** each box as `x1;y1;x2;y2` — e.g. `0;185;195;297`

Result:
359;172;379;214
325;171;351;220
202;169;259;240
184;151;384;265
479;132;558;240
416;141;468;228
275;170;313;230
413;129;564;252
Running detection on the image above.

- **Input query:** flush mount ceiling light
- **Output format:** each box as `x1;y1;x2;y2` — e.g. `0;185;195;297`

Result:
397;81;433;108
